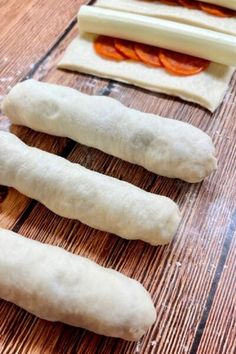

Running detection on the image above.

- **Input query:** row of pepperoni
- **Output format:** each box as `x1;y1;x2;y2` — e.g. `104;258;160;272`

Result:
159;0;236;17
94;36;210;76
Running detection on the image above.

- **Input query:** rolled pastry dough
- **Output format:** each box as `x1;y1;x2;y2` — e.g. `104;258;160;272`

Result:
95;0;236;36
0;132;181;245
0;228;156;340
58;33;234;112
3;79;217;183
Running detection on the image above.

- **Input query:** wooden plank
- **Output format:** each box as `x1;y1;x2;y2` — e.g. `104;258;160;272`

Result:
196;211;236;354
0;1;236;353
0;0;85;96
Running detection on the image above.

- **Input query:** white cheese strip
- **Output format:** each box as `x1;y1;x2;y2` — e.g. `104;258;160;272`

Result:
3;79;217;183
78;6;236;66
95;0;236;37
0;131;181;246
0;228;156;340
58;33;234;112
195;0;236;10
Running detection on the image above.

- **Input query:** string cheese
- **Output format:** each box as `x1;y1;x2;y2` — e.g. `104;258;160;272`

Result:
78;5;236;66
0;131;181;246
0;228;156;340
95;0;236;37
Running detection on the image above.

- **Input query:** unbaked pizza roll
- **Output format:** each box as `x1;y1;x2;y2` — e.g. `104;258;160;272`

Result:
95;0;236;36
0;132;181;245
3;80;217;183
0;228;156;340
58;6;235;111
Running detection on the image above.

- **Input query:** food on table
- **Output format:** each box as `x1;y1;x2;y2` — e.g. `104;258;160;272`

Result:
94;36;210;76
78;6;236;66
59;6;235;111
0;131;181;246
0;228;156;340
3;79;217;183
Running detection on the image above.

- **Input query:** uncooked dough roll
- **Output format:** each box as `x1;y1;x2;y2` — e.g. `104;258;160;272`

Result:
0;132;181;245
2;80;217;183
0;228;156;340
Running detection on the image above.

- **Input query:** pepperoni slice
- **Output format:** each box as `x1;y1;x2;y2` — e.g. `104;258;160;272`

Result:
198;2;236;17
159;49;210;76
94;35;126;61
159;0;236;17
179;0;199;9
159;0;180;5
114;39;139;60
134;43;163;67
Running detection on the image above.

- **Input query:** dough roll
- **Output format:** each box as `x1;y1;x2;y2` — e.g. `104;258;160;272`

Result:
0;228;156;340
0;132;181;245
2;80;217;183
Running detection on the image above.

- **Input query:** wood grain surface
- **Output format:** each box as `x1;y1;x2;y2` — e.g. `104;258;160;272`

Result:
0;0;235;353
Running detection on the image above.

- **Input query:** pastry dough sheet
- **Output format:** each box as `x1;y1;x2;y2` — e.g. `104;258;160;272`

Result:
58;34;234;112
95;0;236;36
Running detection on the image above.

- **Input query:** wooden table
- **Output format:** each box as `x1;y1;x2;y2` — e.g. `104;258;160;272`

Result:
0;1;235;353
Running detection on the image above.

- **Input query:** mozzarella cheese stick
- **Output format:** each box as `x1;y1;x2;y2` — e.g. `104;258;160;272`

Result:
95;0;236;37
0;228;156;340
195;0;236;10
3;80;217;183
78;6;236;66
0;132;181;245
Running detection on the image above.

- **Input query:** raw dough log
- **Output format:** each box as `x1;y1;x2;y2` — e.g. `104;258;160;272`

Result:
95;0;236;36
58;34;234;112
0;228;156;340
3;80;217;183
0;132;181;245
78;6;236;66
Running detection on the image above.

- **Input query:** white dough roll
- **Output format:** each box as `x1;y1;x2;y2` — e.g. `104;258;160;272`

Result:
0;132;181;245
0;228;156;340
2;80;217;183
